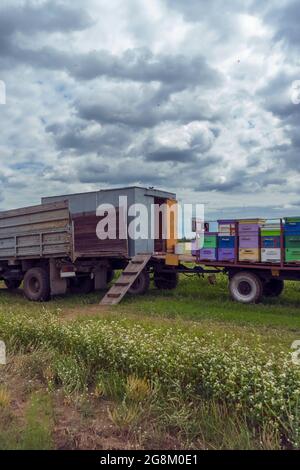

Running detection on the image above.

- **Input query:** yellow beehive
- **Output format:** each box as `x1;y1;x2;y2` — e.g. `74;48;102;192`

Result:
239;249;260;262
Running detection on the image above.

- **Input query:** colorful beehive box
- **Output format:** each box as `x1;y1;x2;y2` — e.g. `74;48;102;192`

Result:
261;223;281;237
238;219;263;262
218;236;235;248
261;236;281;248
285;217;300;223
239;248;260;262
203;233;218;249
218;248;235;262
261;248;281;263
218;219;236;236
239;219;265;224
284;219;300;262
284;219;300;234
285;235;300;249
285;248;300;263
238;223;260;234
199;248;217;261
239;235;260;249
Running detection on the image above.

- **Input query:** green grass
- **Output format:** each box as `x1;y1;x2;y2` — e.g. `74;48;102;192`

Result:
2;274;300;331
117;274;300;330
0;392;54;450
1;275;300;449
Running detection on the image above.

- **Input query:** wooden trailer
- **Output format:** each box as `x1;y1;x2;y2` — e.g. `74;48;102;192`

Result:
0;187;178;301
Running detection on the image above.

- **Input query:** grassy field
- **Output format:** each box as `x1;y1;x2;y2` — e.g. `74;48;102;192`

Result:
1;273;300;449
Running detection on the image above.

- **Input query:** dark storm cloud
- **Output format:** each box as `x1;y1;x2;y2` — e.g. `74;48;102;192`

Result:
2;41;222;96
146;148;196;162
145;142;217;163
0;1;92;36
68;49;222;89
258;71;300;171
77;84;219;128
46;122;131;154
77;161;166;186
0;1;222;91
147;149;221;164
194;167;287;194
0;1;92;67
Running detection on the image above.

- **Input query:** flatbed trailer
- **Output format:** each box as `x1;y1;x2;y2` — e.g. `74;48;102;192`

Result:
147;217;300;304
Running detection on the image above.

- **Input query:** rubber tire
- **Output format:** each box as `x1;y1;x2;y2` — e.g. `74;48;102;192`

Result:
23;267;50;302
107;269;115;284
70;277;94;295
263;279;284;297
229;271;263;304
129;271;150;295
4;279;22;290
154;271;178;290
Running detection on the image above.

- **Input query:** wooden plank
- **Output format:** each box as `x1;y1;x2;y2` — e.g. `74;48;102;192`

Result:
0;208;69;229
101;254;151;305
73;210;128;256
0;201;71;260
0;201;68;220
0;220;69;237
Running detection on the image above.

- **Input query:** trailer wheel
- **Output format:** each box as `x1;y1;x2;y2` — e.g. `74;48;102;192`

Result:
23;267;50;301
129;271;150;295
4;279;22;290
70;276;94;295
263;279;284;297
229;271;263;304
154;271;178;290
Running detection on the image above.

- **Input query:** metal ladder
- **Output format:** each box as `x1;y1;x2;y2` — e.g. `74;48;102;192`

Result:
100;254;151;305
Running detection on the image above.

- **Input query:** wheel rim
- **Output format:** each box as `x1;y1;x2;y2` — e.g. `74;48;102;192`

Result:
29;277;40;294
238;280;252;296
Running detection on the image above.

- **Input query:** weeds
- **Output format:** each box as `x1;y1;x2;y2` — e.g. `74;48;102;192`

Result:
0;312;300;447
108;401;142;429
0;387;10;408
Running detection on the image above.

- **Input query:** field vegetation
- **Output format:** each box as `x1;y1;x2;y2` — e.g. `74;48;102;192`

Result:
1;273;300;449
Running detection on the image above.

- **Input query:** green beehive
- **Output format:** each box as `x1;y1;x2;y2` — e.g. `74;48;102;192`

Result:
261;229;281;236
285;217;300;223
203;235;217;248
285;235;300;249
285;248;300;262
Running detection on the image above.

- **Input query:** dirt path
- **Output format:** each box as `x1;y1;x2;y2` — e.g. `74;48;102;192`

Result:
0;356;142;450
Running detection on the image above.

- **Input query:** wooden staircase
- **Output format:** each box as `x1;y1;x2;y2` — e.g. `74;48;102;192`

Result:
100;254;152;306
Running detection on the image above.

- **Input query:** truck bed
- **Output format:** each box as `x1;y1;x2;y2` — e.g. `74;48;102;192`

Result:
0;201;72;260
0;200;128;261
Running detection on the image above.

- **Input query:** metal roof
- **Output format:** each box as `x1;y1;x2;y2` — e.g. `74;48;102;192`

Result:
42;186;176;200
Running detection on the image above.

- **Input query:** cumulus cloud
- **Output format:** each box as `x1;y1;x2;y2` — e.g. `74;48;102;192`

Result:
0;0;300;216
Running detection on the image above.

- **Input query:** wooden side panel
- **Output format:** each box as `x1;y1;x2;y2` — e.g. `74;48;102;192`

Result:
0;201;71;260
73;209;128;257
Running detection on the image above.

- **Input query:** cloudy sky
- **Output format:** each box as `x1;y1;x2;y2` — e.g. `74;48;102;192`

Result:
0;0;300;218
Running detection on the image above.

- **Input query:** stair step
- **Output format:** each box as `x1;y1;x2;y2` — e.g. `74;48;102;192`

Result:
100;254;152;306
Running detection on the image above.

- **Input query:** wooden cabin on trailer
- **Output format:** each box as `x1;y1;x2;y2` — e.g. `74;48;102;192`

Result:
42;186;177;258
